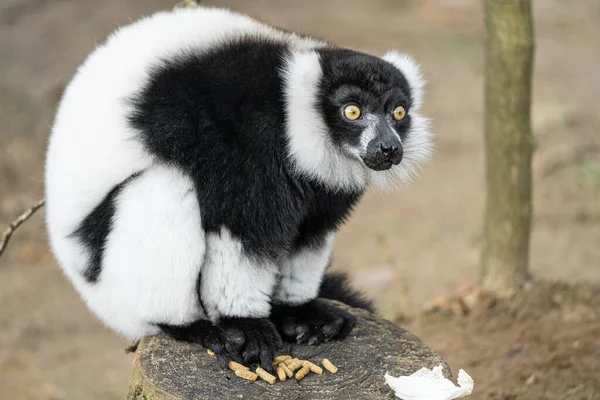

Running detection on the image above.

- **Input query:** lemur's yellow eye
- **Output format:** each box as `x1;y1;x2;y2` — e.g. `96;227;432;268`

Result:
343;105;361;121
393;105;406;121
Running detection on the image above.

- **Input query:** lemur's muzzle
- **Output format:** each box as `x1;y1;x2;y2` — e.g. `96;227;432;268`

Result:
361;125;403;171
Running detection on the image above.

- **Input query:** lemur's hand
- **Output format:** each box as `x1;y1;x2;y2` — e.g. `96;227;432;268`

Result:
213;317;282;373
270;299;357;345
159;318;282;372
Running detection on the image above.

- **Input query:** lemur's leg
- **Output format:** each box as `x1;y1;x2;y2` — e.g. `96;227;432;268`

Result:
196;228;282;372
77;165;205;338
270;234;357;345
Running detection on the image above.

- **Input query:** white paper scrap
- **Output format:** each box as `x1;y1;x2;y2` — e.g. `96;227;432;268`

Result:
384;365;474;400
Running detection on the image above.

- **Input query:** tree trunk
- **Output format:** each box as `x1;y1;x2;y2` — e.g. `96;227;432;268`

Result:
127;301;450;400
481;0;535;297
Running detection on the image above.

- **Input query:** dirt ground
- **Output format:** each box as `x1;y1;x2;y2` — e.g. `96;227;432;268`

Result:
0;0;598;399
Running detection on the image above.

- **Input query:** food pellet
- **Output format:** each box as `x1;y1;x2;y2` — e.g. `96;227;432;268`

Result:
272;355;292;366
207;349;215;357
303;360;323;375
235;369;258;381
228;361;249;372
286;358;302;372
281;363;293;378
277;366;287;381
295;365;310;381
256;367;277;384
322;359;338;374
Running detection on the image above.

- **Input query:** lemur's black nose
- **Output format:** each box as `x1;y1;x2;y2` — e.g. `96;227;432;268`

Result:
380;142;399;157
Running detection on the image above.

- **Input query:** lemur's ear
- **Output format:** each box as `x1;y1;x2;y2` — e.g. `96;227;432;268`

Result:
382;51;425;111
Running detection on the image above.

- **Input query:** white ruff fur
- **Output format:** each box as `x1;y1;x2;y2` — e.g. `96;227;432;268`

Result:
275;234;335;305
282;50;432;192
282;51;369;192
201;228;279;321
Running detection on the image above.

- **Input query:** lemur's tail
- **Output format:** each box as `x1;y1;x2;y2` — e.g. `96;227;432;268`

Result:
318;271;375;312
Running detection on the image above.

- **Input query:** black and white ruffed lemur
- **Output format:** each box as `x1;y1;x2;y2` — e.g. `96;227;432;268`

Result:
45;6;433;372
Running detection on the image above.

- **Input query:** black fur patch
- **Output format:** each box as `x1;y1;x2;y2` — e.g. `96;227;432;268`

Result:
128;38;363;262
318;271;375;312
71;173;141;283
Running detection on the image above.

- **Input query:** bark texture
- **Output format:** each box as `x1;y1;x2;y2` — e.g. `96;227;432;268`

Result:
128;301;450;400
482;0;535;297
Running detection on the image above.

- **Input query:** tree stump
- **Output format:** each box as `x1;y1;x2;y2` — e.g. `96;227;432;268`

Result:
128;301;450;399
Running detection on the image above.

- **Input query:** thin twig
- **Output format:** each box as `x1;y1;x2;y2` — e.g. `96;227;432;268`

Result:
125;340;141;354
0;198;45;259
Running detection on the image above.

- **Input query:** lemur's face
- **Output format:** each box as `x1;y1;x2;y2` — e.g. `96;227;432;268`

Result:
283;48;431;190
318;50;416;171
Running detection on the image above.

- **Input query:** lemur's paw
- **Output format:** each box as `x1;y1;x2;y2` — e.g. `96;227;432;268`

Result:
159;319;231;369
270;299;357;345
217;317;282;373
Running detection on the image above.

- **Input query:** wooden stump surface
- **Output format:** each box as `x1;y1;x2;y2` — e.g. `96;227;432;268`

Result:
128;300;450;400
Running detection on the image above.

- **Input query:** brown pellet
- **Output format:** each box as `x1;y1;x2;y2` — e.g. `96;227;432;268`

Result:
206;349;215;357
286;358;302;372
235;369;258;381
272;355;292;366
281;363;293;378
322;359;338;374
302;360;323;375
276;366;287;381
256;367;277;385
295;365;310;381
228;361;249;372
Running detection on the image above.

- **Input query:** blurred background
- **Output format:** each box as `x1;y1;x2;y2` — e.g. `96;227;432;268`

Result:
0;0;598;399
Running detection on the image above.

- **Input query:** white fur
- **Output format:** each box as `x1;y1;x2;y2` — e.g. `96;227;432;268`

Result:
275;234;335;305
382;51;426;112
201;228;279;320
281;51;369;192
95;166;205;338
45;7;324;338
358;115;384;152
282;50;432;192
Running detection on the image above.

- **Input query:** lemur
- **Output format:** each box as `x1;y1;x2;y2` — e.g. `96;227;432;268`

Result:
45;6;432;372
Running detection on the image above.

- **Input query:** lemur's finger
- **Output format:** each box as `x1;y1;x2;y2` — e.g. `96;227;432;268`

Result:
258;341;277;374
219;326;245;363
241;337;260;366
272;327;283;350
280;316;297;340
307;330;325;346
335;313;357;340
224;345;243;364
202;336;229;368
322;317;344;340
295;324;310;344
